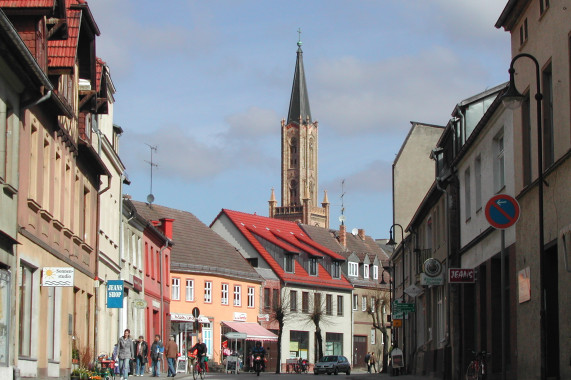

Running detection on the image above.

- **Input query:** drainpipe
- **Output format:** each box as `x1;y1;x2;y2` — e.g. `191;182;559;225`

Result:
159;237;169;342
119;190;135;335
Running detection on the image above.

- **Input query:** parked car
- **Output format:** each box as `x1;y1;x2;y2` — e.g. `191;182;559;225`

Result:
313;355;351;375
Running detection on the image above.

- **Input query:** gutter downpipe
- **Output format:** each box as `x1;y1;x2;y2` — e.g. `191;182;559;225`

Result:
118;187;134;335
95;175;111;362
159;237;169;344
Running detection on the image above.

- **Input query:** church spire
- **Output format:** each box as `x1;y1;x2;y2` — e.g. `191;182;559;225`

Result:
287;29;312;125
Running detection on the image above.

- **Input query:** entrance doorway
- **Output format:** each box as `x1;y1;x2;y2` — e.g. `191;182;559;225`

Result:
353;335;367;367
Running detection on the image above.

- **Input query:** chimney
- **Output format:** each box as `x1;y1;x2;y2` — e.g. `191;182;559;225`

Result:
339;224;346;248
159;218;175;240
358;229;366;240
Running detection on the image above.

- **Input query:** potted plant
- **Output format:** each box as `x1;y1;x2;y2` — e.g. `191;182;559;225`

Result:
70;368;80;380
72;348;80;364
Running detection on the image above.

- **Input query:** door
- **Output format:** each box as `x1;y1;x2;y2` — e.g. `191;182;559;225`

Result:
202;323;213;359
353;335;367;367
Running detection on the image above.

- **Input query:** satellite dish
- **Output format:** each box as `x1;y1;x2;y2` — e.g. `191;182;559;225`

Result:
338;215;346;222
351;228;358;236
146;193;155;204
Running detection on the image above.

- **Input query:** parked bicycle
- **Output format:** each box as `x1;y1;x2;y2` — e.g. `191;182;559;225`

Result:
465;350;490;380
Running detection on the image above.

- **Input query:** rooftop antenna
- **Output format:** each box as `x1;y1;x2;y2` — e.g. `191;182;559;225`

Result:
145;143;158;204
338;179;346;225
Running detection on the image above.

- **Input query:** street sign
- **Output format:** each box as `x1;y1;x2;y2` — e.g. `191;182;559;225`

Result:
449;268;475;283
392;319;402;328
225;332;247;339
394;302;415;313
404;285;423;297
192;307;200;318
485;194;520;230
392;311;404;320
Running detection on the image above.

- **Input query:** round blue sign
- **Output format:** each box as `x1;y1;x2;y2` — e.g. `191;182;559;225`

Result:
485;194;520;229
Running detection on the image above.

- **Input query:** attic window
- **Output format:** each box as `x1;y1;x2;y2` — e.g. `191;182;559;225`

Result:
364;264;369;279
284;255;294;273
247;258;258;268
309;258;318;276
332;261;340;279
348;262;358;277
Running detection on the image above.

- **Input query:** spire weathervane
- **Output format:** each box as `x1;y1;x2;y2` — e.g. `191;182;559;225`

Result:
145;143;158;204
297;27;302;47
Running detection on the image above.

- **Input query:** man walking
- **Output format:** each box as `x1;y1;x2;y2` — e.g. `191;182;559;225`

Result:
370;352;378;373
150;335;163;377
165;336;178;377
117;329;134;380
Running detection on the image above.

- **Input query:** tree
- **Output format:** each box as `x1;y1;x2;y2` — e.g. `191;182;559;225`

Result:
269;288;293;374
300;291;334;363
367;287;391;372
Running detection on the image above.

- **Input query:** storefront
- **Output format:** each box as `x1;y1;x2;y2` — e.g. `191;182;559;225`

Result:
221;321;277;371
170;313;210;356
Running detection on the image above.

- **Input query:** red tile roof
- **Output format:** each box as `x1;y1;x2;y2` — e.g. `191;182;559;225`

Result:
0;1;55;7
47;7;79;68
219;210;353;290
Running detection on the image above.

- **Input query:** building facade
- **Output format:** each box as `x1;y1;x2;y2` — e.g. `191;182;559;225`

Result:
496;1;571;378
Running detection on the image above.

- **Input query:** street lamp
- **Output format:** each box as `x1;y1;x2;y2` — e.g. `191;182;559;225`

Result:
501;53;546;380
387;224;405;374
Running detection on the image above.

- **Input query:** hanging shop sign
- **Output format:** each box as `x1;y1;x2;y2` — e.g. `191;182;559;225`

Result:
107;280;124;308
41;267;74;287
448;268;475;283
132;299;147;309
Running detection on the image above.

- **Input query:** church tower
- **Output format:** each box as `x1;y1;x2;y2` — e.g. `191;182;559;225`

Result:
269;36;329;228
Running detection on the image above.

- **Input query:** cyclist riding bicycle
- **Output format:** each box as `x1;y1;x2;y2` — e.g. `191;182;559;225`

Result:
251;341;266;371
189;339;208;371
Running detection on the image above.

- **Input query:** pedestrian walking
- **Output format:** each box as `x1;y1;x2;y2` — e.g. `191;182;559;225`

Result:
117;329;135;380
150;335;163;377
370;352;378;373
135;335;148;376
365;352;371;373
165;336;178;377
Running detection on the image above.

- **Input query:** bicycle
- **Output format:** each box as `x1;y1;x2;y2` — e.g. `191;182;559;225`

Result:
190;354;205;380
465;350;490;380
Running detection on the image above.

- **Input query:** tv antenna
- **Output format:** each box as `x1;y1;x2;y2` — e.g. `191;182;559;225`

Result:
145;143;158;204
338;179;346;225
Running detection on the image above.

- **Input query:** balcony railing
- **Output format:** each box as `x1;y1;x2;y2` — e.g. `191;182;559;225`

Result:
416;249;432;274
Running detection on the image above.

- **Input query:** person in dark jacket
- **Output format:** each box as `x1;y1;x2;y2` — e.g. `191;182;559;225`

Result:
134;335;148;376
189;339;208;371
150;335;163;377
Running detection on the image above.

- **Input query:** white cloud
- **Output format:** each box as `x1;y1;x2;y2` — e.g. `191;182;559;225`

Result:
223;106;280;140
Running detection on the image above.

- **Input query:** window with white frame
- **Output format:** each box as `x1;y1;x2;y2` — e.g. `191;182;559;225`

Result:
204;281;212;303
171;278;180;300
364;264;369;279
475;155;482;211
373;265;378;280
371;297;376;311
352;294;358;311
186;279;194;301
348;262;358;277
362;296;367;311
371;328;376;345
19;263;34;357
233;285;241;306
494;132;505;192
247;287;255;308
337;295;343;316
464;168;471;220
221;283;229;305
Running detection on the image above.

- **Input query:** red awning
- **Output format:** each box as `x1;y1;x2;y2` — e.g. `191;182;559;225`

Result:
222;321;277;341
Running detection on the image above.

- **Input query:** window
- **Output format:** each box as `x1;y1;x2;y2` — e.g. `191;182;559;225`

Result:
247;287;255;308
47;286;56;360
371;329;376;345
325;332;343;356
352;294;358;311
540;0;549;15
364;264;369;279
272;288;278;309
314;293;321;312
309;258;318;276
326;294;333;315
373;265;378;280
246;258;258;267
233;285;241;306
475;156;482;211
464;168;471;220
302;291;309;313
290;138;297;167
290;290;298;312
0;104;14;181
494;133;505;192
221;283;229;305
28;125;38;200
204;281;212;303
19;264;34;357
337;295;343;316
332;261;340;279
284;254;294;273
437;286;445;343
542;63;554;168
171;278;180;300
264;288;270;309
348;262;358;277
42;139;50;207
362;296;367;311
371;297;376;311
519;18;528;46
522;93;532;185
186;279;194;301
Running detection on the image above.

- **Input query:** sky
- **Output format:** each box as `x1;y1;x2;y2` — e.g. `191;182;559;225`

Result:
88;0;511;239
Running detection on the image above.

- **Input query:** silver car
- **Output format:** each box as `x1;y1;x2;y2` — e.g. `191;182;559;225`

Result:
313;355;351;375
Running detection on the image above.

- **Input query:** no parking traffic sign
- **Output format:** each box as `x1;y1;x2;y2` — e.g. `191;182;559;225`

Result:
485;194;520;229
